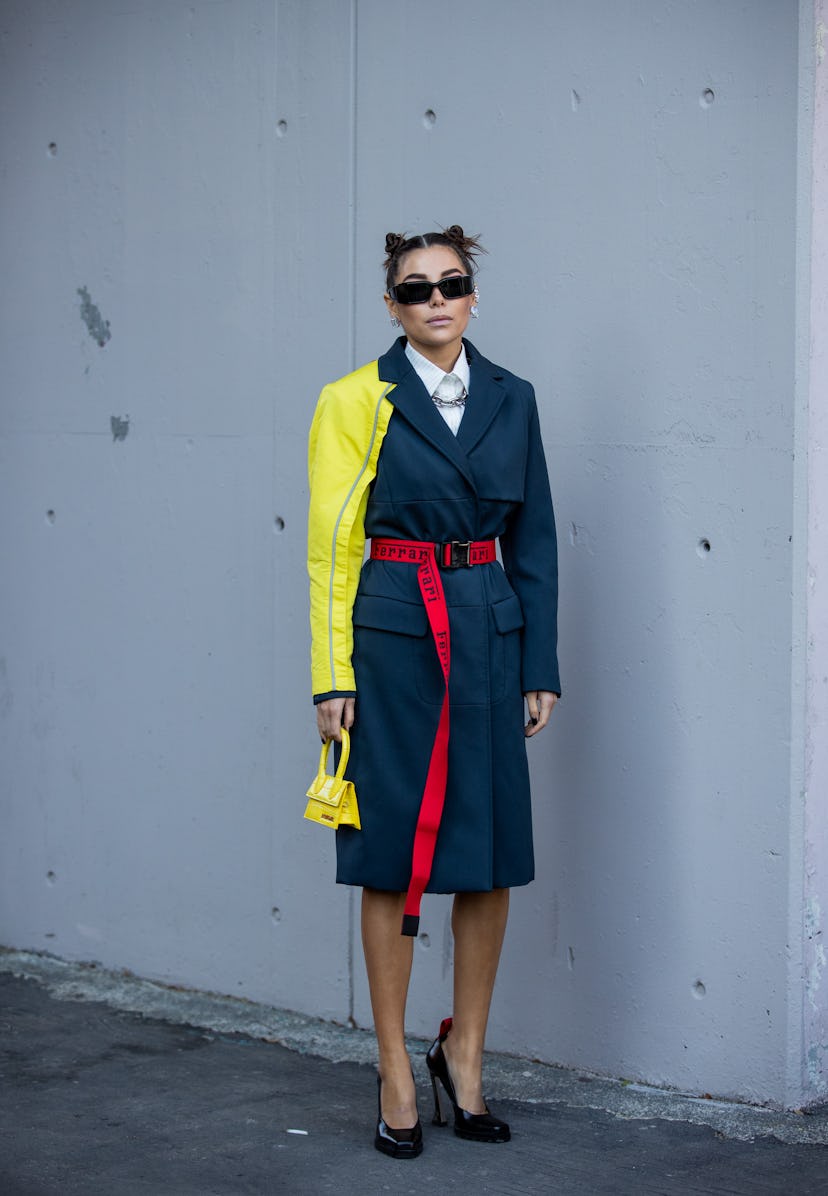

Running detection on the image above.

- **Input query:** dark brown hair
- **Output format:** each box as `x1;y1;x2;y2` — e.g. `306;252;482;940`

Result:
383;225;485;292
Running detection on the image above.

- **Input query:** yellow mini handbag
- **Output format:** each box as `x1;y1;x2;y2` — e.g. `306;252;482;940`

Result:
304;728;361;830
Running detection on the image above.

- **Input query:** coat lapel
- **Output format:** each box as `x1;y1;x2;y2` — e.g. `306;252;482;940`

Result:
378;338;477;491
456;341;508;453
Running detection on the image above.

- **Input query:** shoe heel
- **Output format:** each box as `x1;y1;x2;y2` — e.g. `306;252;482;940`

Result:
430;1073;448;1127
426;1019;511;1143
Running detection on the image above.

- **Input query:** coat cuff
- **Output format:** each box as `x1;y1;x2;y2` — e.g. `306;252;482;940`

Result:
313;690;357;705
521;671;561;697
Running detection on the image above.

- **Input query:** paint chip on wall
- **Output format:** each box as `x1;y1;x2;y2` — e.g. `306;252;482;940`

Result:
77;286;111;347
110;415;129;441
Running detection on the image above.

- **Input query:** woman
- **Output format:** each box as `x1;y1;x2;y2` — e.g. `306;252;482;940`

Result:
307;226;559;1158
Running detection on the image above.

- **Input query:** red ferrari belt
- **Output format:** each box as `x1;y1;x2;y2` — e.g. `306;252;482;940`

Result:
369;537;497;936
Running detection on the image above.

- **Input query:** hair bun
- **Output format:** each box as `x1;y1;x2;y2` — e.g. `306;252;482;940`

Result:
383;226;485;289
385;232;406;256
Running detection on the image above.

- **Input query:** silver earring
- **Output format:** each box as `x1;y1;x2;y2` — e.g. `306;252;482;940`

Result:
390;316;401;328
470;287;480;319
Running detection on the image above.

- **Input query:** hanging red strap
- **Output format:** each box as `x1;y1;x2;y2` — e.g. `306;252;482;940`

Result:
402;547;450;936
370;537;496;936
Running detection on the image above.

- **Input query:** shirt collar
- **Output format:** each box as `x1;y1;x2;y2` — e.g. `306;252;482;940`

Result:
404;341;470;396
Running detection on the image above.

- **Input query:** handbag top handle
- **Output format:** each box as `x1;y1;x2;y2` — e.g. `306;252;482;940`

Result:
317;727;350;784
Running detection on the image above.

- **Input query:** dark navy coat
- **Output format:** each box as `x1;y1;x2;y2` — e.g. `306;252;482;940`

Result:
332;337;560;894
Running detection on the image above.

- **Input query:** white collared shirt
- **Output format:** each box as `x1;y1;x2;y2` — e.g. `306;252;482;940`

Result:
404;341;470;436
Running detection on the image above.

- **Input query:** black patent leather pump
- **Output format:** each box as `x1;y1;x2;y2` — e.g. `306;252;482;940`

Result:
374;1074;424;1159
426;1017;511;1143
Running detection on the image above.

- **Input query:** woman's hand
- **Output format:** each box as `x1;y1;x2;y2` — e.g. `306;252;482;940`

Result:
524;691;558;737
316;696;355;743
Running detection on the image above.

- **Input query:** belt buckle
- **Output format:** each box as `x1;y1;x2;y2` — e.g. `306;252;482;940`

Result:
442;540;471;568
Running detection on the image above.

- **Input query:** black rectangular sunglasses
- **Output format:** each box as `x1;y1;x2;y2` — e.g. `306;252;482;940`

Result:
389;275;474;305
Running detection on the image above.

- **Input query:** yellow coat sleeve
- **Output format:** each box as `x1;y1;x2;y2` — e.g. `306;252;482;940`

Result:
307;364;395;700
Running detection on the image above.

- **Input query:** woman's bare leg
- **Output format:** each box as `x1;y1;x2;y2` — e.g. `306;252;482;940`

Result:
361;887;417;1127
442;888;510;1112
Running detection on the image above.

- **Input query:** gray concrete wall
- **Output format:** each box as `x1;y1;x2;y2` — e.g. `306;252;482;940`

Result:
804;0;828;1100
0;0;823;1108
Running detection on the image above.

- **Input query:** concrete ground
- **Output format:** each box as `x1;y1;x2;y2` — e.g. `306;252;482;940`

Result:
1;950;827;1195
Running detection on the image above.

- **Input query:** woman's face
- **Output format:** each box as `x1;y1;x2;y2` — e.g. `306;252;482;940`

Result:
384;244;475;363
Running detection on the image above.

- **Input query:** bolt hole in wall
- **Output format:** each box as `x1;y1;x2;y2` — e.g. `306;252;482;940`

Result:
700;87;715;108
697;537;711;557
423;109;436;129
45;509;56;525
276;119;287;137
270;907;281;924
47;141;57;157
273;516;285;533
693;980;707;999
46;871;56;885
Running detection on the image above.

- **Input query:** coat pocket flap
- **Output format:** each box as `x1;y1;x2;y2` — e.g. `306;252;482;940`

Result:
491;594;525;635
353;594;429;637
